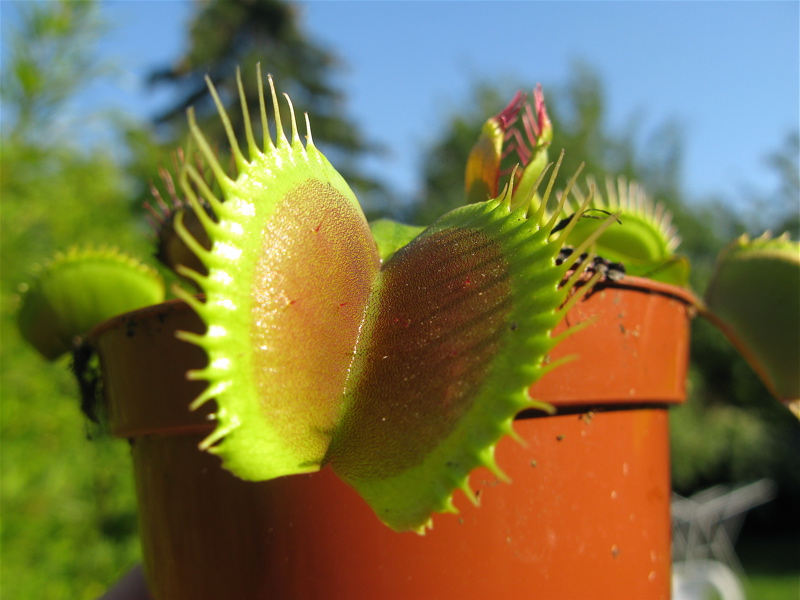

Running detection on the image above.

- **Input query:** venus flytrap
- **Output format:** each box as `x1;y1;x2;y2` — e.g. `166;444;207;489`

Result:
462;90;689;288
146;154;217;281
16;246;166;425
170;68;615;532
17;246;164;360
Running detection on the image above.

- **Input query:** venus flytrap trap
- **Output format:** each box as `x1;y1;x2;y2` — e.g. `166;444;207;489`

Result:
323;166;615;532
17;246;165;360
15;68;799;538
465;85;552;208
702;232;800;416
172;69;383;483
146;154;217;281
16;246;165;425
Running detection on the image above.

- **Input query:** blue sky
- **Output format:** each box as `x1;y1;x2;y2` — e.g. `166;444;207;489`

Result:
3;1;799;210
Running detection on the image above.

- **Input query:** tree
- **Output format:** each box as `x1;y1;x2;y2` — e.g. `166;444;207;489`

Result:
147;0;384;198
403;83;515;225
1;0;104;145
746;131;800;237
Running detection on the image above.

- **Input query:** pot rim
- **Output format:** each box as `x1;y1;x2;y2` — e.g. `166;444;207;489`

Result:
91;274;697;438
596;275;700;308
88;295;203;343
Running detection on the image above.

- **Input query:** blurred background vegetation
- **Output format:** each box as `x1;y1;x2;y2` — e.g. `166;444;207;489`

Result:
1;1;797;598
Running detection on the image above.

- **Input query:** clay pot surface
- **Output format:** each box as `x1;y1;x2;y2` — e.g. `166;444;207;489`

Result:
91;276;695;600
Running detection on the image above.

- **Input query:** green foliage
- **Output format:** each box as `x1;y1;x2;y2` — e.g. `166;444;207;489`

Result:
1;2;148;596
1;149;146;598
0;0;106;145
670;394;776;492
0;351;140;598
738;534;800;600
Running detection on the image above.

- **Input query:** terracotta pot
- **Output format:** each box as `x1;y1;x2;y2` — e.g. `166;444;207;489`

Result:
90;276;695;600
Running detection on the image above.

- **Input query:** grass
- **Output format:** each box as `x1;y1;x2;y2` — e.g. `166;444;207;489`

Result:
1;324;141;600
739;533;800;600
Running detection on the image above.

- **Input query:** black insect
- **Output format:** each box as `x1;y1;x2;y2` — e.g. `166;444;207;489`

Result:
556;246;626;282
71;342;103;424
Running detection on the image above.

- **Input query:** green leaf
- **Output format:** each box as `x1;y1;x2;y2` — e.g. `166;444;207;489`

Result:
369;219;425;263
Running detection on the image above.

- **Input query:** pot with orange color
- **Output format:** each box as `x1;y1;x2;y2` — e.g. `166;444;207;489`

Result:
90;275;695;600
